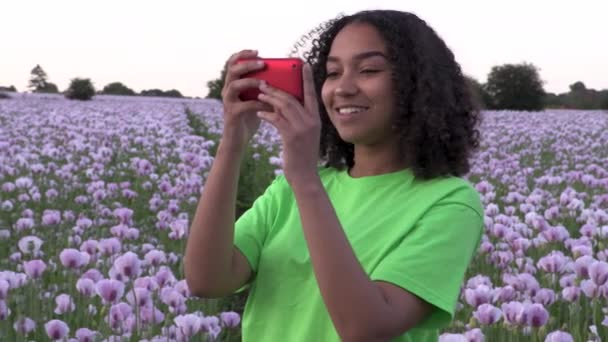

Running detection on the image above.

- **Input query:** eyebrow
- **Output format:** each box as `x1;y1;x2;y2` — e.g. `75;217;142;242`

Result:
327;50;388;63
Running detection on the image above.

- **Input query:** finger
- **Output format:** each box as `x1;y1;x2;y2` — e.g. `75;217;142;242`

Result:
224;49;259;85
257;92;302;128
233;100;273;114
256;110;289;133
227;59;265;83
223;78;264;102
258;83;305;127
302;64;318;115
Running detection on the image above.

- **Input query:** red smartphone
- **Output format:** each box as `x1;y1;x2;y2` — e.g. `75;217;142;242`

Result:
237;58;304;104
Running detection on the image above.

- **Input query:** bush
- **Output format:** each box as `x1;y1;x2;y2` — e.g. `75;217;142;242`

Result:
140;89;184;98
485;62;545;111
37;82;59;94
101;82;136;96
0;86;17;92
65;78;96;100
0;92;10;99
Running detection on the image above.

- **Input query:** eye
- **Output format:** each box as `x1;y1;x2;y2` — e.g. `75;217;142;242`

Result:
325;71;340;78
361;69;379;74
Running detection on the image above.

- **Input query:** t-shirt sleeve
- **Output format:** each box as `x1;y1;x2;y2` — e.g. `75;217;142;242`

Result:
232;175;283;293
369;198;483;330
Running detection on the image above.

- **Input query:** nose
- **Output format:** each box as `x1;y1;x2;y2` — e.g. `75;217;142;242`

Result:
334;73;358;96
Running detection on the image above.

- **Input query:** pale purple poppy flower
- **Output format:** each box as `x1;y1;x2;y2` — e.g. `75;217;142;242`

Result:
560;273;577;288
79;240;99;256
14;217;35;232
140;305;165;325
1;182;16;192
144;250;167;268
169;219;188;240
81;268;103;282
533;288;556;306
562;286;581;302
537;251;567;273
42;209;62;225
524;303;549;327
125;228;139;240
96;279;125;304
493;285;517;303
75;327;98;342
200;316;222;339
161;288;186;312
439;334;468;342
473;303;502;325
545;330;574;342
502;301;524;326
15;177;33;189
23;259;47;279
581;279;599;298
113;252;141;279
174;313;202;337
13;316;36;335
220;311;241;328
18;236;43;254
59;248;90;269
107;302;133;330
113;207;134;225
155;266;176;287
45;319;69;340
589;261;608;286
466;275;493;289
76;278;96;297
98;238;121;256
110;224;129;239
174;280;191;298
122;189;138;199
126;287;151;307
465;285;493;308
54;293;75;314
134;276;160;292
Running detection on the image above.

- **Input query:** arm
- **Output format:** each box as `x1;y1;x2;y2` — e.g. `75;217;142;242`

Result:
291;179;433;341
184;135;250;298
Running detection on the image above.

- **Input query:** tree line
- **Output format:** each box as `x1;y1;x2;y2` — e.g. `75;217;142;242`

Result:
2;63;607;109
0;65;185;101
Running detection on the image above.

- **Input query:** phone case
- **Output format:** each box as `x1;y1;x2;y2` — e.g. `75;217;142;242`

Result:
237;58;304;104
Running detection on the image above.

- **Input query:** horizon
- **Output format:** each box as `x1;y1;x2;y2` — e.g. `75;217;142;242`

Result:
1;0;607;98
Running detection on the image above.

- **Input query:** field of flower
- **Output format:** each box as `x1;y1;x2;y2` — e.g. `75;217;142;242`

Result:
0;93;607;341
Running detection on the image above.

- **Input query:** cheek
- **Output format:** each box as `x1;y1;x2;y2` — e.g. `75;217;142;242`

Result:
320;84;332;110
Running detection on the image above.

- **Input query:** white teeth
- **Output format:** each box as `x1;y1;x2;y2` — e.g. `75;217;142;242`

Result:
338;107;367;114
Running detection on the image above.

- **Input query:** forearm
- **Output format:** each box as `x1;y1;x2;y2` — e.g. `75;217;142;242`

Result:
291;179;389;341
184;137;245;297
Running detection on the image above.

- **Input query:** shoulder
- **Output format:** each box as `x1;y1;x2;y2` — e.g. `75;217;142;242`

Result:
412;175;483;218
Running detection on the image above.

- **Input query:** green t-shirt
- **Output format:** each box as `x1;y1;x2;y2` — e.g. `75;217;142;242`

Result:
233;166;483;341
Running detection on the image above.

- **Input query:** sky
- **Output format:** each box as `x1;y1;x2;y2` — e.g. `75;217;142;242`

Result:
1;0;606;98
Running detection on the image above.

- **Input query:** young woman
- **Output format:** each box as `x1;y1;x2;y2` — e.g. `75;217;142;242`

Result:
185;9;483;342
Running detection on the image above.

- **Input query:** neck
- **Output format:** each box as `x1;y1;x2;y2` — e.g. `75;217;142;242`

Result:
348;138;407;178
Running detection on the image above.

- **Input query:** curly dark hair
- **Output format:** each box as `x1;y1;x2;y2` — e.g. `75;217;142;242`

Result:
290;10;481;180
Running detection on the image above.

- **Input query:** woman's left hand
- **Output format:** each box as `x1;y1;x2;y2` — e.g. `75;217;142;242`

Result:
256;63;322;188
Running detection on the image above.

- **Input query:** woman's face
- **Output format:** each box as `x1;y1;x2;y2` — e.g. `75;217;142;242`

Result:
321;22;397;146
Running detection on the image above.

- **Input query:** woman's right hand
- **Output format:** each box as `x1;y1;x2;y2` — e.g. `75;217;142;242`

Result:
220;49;270;151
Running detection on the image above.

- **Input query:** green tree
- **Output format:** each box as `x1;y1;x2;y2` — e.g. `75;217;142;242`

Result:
101;82;136;96
0;85;17;92
485;62;545;111
28;64;49;92
38;83;59;94
206;65;227;100
65;78;96;100
464;75;493;109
